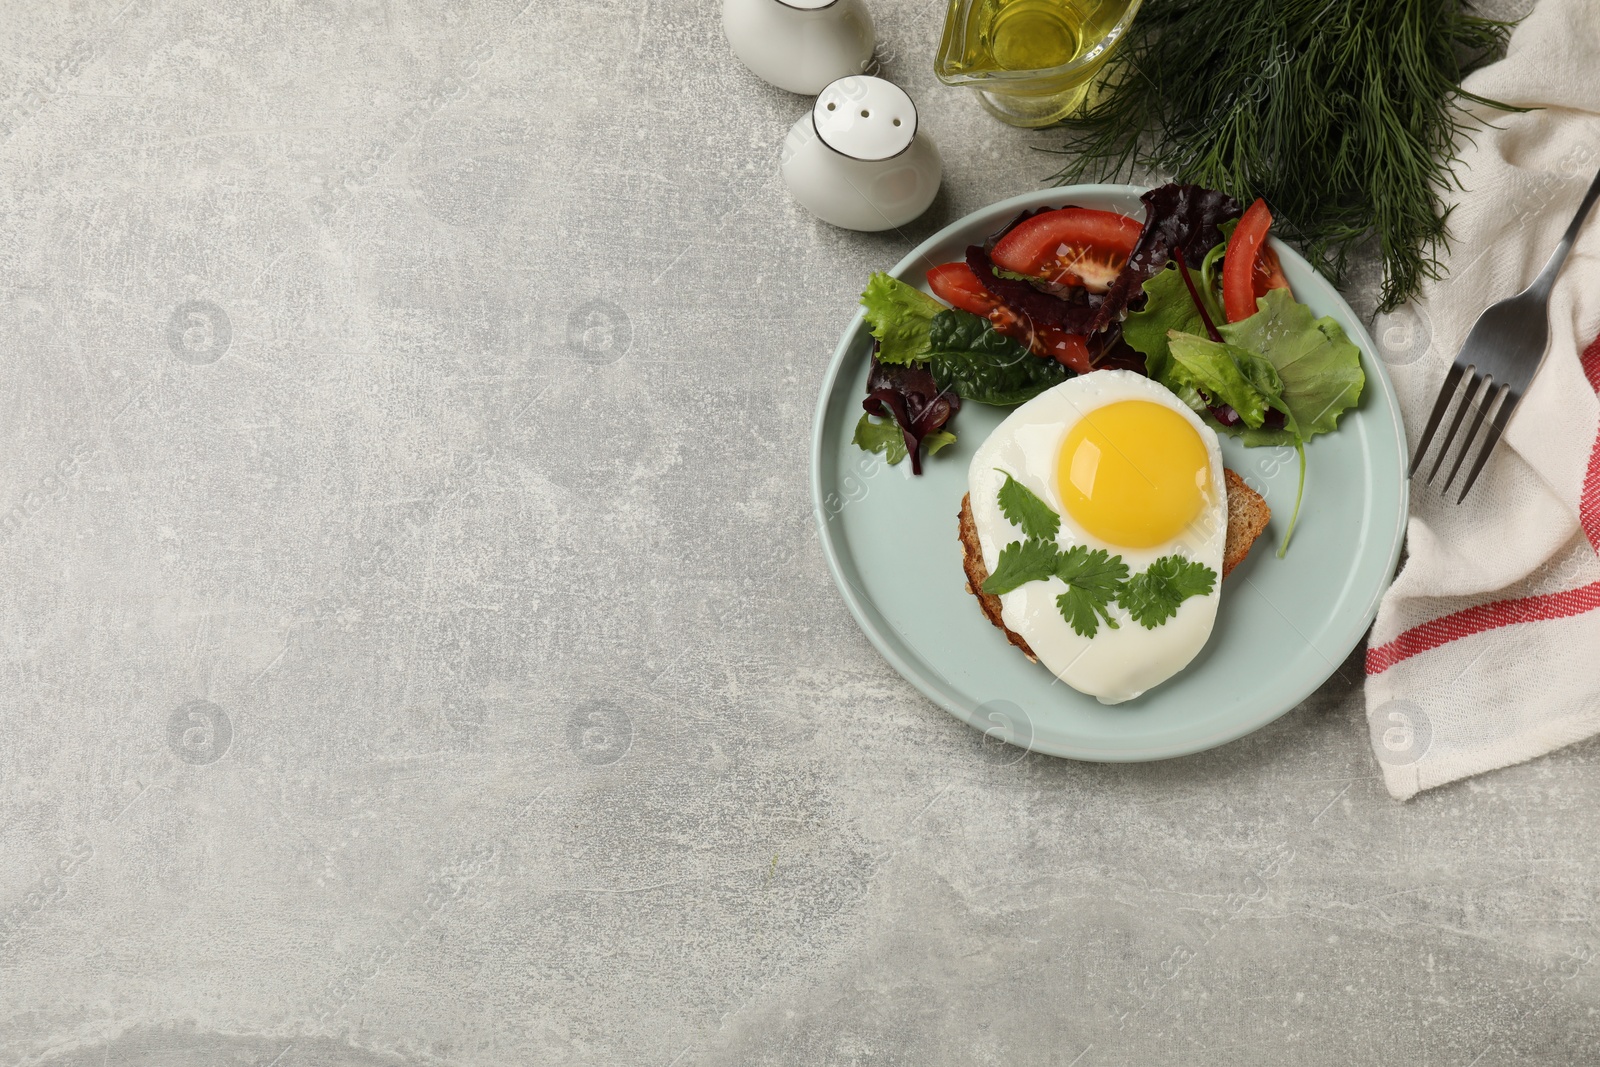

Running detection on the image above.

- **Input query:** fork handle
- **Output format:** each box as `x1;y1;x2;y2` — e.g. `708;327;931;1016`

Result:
1527;163;1600;300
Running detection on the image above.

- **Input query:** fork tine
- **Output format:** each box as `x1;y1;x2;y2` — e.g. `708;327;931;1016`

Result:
1427;371;1485;486
1454;386;1519;503
1409;362;1466;478
1442;379;1502;496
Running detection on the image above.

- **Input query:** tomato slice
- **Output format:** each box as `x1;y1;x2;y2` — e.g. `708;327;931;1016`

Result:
925;262;1092;374
1256;244;1290;292
927;262;1001;317
990;208;1142;293
1222;198;1291;322
1036;329;1091;373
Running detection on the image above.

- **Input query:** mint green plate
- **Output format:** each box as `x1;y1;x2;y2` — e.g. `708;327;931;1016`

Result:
810;186;1408;761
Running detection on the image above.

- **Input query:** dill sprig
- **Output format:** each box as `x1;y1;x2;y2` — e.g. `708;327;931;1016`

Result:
1046;0;1522;311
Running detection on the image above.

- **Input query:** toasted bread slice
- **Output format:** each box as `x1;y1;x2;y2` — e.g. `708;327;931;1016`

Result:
1221;469;1271;579
959;491;1039;662
959;471;1269;653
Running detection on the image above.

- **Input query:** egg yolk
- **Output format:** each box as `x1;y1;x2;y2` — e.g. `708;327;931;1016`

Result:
1056;400;1210;549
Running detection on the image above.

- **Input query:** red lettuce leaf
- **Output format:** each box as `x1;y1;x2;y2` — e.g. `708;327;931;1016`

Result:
862;353;961;476
964;245;1102;334
1088;184;1242;333
1087;326;1147;373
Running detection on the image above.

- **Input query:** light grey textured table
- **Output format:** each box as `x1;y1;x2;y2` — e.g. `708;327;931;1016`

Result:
3;1;1594;1064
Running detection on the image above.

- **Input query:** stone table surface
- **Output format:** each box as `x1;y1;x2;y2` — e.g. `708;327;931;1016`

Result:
2;1;1594;1065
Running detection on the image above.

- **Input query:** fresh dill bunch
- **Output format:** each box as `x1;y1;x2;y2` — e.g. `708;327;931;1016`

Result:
1046;0;1521;312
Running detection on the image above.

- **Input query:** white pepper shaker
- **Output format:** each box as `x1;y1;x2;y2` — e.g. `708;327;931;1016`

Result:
722;0;876;95
780;76;942;232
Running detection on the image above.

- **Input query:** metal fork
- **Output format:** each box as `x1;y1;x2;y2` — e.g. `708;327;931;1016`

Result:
1411;164;1600;502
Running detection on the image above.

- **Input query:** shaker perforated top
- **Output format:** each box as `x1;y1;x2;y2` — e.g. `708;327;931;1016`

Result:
812;76;917;162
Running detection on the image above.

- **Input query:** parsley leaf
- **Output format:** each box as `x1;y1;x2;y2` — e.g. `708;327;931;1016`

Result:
1053;545;1129;638
981;539;1061;596
851;413;907;465
995;471;1060;541
1119;555;1217;629
859;272;946;366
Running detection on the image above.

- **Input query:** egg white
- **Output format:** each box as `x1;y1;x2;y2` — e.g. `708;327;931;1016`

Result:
968;370;1227;705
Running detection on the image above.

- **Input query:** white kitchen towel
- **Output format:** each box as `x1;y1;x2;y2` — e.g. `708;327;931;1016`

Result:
1363;0;1600;799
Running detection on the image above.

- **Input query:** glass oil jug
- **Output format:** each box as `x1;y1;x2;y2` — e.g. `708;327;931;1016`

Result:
935;0;1143;127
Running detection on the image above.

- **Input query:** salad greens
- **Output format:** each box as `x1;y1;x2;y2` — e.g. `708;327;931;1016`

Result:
1089;184;1241;332
858;359;961;476
851;413;909;465
967;244;1100;333
1165;334;1288;433
1121;263;1206;387
1220;289;1365;443
852;414;955;466
860;272;945;366
860;273;1071;408
923;310;1071;406
1122;246;1365;554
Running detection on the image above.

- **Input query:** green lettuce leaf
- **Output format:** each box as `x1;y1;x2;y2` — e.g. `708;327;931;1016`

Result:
925;310;1070;406
1219;287;1365;440
859;272;945;366
1165;332;1292;432
1228;424;1298;447
851;413;907;465
1198;239;1228;325
1121;263;1206;389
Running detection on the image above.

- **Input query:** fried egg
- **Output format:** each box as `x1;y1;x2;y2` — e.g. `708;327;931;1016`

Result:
968;370;1226;704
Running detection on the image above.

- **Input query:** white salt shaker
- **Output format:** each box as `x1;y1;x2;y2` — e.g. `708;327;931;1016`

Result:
781;76;942;232
722;0;876;95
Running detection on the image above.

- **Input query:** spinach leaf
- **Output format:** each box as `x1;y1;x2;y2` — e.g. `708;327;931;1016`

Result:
924;310;1070;406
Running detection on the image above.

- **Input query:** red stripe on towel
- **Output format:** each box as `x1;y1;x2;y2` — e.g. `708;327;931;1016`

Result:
1366;578;1600;674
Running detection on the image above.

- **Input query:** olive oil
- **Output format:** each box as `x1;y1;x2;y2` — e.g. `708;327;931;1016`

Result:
936;0;1141;126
